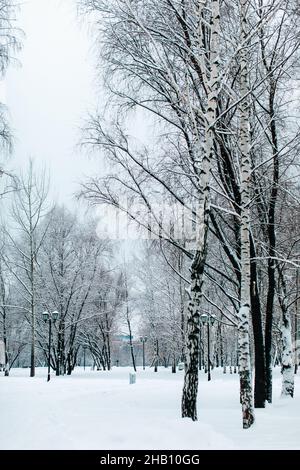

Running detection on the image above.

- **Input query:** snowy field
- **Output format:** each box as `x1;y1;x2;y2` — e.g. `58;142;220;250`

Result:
0;366;299;450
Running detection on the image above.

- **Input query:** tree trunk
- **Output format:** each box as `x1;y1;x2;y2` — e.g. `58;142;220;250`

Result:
56;323;64;376
295;270;299;374
172;354;176;373
154;339;159;372
182;270;202;420
3;309;9;376
30;250;36;378
250;235;266;408
216;323;220;368
281;311;294;398
181;0;220;422
265;265;275;403
127;315;136;372
199;323;202;370
238;0;255;429
30;297;35;377
265;74;280;403
67;350;76;375
179;252;186;362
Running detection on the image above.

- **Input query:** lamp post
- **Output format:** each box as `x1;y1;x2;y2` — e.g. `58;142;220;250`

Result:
200;313;216;381
42;310;58;382
140;336;148;370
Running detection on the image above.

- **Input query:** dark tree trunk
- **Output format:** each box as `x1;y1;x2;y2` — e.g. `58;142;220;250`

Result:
295;275;299;374
216;324;220;368
154;339;159;372
56;322;65;376
30;341;35;377
182;268;202;421
129;338;136;372
250;235;266;408
172;355;176;373
104;325;111;371
66;350;76;376
199;324;202;370
265;261;275;403
220;323;224;368
179;252;186;363
265;79;279;404
3;314;10;376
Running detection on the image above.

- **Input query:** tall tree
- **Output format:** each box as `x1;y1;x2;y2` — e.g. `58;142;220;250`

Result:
0;0;21;195
37;207;110;375
78;0;300;423
182;0;220;421
2;161;50;377
238;0;255;429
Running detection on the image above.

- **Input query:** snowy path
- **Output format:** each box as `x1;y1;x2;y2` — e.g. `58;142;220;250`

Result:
0;367;299;449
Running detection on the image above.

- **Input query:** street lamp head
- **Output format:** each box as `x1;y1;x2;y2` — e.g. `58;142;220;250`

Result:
210;314;217;326
52;311;59;322
42;311;49;323
144;336;148;342
200;313;208;324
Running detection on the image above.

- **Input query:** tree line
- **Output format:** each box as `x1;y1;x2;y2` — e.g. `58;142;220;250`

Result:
78;0;300;428
0;0;300;431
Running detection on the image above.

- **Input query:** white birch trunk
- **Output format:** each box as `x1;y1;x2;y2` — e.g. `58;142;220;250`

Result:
281;312;294;398
238;0;255;429
182;0;220;421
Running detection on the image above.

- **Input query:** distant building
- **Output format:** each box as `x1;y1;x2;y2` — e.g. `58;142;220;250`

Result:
115;334;132;342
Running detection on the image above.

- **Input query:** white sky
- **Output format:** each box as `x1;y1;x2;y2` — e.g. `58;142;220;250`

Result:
5;0;103;207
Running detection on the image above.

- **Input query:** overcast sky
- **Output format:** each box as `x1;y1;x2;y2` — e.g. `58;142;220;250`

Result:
5;0;103;207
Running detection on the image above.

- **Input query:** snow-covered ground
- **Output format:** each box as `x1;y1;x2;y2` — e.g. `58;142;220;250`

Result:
0;366;299;450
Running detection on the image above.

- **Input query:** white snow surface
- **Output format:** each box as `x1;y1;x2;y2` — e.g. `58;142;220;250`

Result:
0;367;299;450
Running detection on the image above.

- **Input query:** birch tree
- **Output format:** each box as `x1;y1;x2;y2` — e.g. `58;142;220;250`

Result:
2;161;51;377
237;0;255;429
78;0;300;423
277;269;294;398
79;0;223;421
0;0;21;196
181;0;221;420
274;192;300;397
